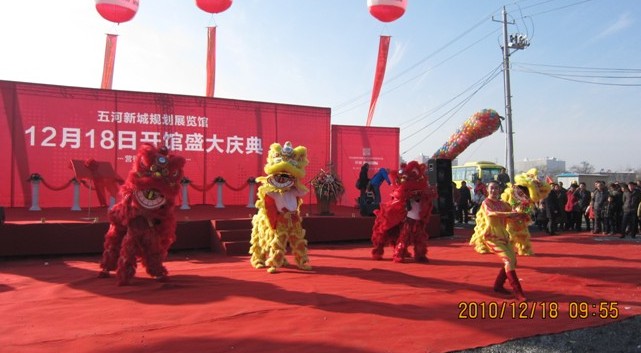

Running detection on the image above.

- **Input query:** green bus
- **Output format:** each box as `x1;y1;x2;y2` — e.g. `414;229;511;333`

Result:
452;161;504;188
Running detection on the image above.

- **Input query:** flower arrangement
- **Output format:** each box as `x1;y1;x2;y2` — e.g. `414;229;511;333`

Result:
311;169;345;202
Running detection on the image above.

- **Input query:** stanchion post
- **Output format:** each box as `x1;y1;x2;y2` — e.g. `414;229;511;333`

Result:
71;179;81;211
29;174;42;211
180;180;191;210
246;178;256;208
215;177;225;208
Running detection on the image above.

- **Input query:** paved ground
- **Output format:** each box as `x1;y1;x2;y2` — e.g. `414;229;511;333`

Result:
450;222;641;353
453;312;641;352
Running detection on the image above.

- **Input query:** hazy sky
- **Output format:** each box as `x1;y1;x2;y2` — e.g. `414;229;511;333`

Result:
1;0;639;172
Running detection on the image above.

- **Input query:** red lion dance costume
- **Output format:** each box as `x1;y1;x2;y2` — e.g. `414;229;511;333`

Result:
249;141;311;273
371;161;436;262
99;144;185;285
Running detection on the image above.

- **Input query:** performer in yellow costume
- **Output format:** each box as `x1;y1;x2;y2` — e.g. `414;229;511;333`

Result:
249;141;312;273
502;168;551;255
471;168;551;256
470;181;530;301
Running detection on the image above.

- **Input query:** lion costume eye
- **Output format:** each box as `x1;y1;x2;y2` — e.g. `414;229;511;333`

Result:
156;156;168;166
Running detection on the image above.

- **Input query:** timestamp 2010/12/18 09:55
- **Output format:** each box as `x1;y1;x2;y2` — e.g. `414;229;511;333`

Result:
457;301;620;320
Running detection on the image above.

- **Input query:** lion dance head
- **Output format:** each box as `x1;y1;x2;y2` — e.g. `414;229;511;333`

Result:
258;141;309;195
390;161;435;206
123;143;186;210
501;168;551;214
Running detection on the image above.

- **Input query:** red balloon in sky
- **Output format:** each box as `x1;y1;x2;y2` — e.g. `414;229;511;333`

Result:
196;0;233;14
95;0;140;24
367;0;407;23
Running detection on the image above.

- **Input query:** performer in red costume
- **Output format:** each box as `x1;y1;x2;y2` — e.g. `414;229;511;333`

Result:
370;161;436;263
470;181;530;301
98;144;185;285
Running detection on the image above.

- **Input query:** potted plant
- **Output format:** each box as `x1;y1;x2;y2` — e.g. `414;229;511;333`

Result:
311;168;345;216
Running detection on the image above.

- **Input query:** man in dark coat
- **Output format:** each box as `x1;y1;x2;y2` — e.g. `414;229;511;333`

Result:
545;185;561;235
457;181;472;224
621;182;641;238
609;183;623;235
574;182;591;231
592;181;608;234
496;168;510;193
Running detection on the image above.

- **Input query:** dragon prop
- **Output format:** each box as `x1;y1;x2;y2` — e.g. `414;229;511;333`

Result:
99;143;186;285
432;109;502;160
249;141;312;273
371;161;437;262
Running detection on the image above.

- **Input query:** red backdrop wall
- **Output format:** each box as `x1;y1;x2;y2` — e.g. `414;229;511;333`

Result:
0;81;400;210
0;81;330;208
331;125;400;207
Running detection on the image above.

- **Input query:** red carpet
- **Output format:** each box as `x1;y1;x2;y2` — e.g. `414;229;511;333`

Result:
1;228;640;353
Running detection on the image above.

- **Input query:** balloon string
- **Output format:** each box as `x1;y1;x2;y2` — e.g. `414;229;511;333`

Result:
208;14;217;27
108;22;119;36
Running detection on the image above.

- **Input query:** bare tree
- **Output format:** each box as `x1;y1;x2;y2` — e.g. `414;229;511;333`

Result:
570;161;595;174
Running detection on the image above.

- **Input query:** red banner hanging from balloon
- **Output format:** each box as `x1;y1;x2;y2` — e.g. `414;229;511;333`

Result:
101;34;118;90
366;35;391;127
206;26;217;97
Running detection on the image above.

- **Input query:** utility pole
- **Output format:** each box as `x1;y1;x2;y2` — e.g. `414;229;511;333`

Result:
494;6;529;182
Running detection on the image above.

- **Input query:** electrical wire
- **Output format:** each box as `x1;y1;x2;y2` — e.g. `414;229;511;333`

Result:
400;63;504;157
331;8;503;117
513;63;641;86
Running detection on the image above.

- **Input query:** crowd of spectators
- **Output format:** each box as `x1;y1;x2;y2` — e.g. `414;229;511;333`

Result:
453;175;641;238
533;180;641;237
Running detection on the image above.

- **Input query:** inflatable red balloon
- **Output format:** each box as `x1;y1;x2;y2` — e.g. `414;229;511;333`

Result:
196;0;233;14
95;0;139;24
367;0;407;23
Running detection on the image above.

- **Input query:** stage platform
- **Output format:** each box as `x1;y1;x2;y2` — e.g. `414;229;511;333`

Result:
0;205;441;257
1;228;640;353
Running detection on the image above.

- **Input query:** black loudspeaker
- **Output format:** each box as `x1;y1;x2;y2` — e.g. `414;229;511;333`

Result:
427;159;453;237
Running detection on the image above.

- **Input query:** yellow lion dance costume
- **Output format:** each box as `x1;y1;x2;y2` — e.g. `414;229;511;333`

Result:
470;168;551;256
249;141;312;273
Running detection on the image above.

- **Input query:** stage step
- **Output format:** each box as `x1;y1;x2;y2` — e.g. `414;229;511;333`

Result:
212;219;252;256
213;218;253;230
217;229;251;242
221;240;251;256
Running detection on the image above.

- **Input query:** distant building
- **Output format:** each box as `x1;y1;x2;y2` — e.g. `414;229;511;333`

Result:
556;172;636;187
556;173;606;188
515;157;566;175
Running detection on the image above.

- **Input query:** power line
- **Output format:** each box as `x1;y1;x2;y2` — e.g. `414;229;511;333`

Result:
513;63;641;86
400;63;503;135
331;8;502;117
518;0;596;17
400;63;503;157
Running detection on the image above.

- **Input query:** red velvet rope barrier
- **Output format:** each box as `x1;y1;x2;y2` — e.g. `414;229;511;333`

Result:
189;181;216;192
40;178;75;191
223;181;249;192
184;177;256;192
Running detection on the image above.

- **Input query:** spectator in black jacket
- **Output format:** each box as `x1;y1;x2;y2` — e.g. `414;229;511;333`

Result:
545;185;561;235
609;183;623;235
621;182;641;238
592;181;609;234
457;181;472;223
574;182;592;231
